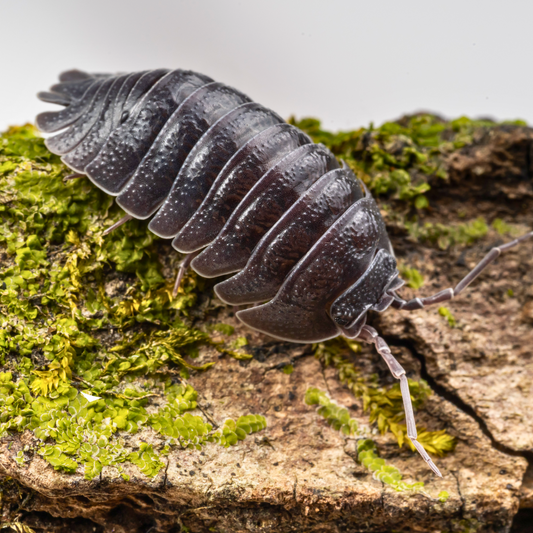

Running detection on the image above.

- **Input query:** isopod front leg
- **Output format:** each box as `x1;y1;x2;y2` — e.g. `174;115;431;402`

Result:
358;325;443;477
393;230;533;310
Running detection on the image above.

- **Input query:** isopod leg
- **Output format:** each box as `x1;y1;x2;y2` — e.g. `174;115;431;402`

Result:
173;251;200;297
102;214;133;236
63;172;85;182
358;325;443;477
393;231;533;310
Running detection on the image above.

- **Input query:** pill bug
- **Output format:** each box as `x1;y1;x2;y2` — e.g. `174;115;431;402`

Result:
36;68;533;476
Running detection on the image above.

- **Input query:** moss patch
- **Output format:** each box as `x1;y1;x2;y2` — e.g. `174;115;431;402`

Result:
290;114;526;209
0;126;266;480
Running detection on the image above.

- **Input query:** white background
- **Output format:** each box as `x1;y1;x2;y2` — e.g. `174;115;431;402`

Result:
1;0;532;132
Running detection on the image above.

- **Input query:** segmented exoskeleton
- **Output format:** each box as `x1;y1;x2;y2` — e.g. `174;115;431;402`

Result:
37;68;533;476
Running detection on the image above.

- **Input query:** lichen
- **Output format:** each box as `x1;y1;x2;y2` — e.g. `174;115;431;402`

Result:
0;125;267;480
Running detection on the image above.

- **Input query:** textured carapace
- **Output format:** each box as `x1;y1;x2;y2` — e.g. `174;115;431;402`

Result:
38;68;533;477
36;68;401;344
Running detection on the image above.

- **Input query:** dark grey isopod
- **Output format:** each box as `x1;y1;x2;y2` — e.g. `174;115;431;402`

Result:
37;68;533;477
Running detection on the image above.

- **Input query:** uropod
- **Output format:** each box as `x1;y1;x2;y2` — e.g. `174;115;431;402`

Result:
36;68;533;477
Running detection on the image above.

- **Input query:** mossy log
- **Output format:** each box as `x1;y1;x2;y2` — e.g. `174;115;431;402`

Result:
0;116;532;532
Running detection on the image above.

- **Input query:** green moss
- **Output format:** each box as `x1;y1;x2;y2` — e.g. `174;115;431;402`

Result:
438;306;457;328
305;387;358;436
398;264;425;290
0;117;491;487
281;363;294;375
406;216;489;250
210;323;235;336
0;126;267;480
491;218;522;237
357;439;425;492
438;490;450;503
444;518;481;533
218;415;267;447
127;443;166;477
215;335;253;361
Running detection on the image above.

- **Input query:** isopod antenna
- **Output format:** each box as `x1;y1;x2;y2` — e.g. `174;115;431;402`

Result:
390;230;533;310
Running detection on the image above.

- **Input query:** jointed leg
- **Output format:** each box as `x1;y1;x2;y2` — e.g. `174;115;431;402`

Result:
63;172;84;182
103;213;133;236
358;325;442;477
172;252;199;297
393;231;533;310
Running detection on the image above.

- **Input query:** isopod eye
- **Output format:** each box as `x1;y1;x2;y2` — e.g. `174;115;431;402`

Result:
120;110;129;124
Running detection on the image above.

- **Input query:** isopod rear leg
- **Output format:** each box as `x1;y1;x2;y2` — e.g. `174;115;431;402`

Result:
393;231;533;310
358;325;443;477
172;251;200;297
102;213;133;236
63;172;84;182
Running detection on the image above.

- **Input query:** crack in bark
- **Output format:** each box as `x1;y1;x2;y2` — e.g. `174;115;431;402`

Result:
387;332;533;528
386;335;533;464
450;470;465;521
163;456;170;488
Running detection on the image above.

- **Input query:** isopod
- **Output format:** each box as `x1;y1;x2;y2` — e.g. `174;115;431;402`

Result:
36;68;533;477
